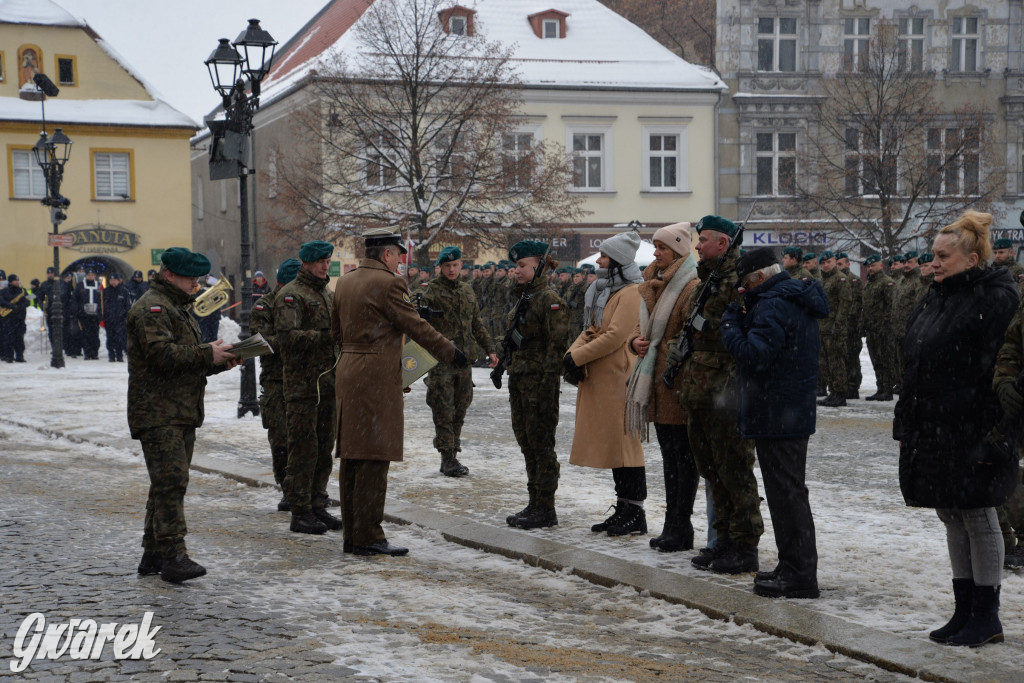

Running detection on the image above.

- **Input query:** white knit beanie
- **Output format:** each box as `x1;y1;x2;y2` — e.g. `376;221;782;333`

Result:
652;222;692;258
600;230;642;265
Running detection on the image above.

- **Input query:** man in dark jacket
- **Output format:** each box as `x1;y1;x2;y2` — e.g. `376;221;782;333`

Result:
0;274;31;362
102;272;132;362
721;248;828;599
73;269;103;359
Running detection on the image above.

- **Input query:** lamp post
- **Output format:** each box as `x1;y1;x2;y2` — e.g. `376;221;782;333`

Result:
30;109;72;369
205;19;278;418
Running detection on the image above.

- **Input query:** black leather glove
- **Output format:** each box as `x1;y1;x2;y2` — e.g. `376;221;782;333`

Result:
452;347;468;368
997;380;1023;418
562;352;585;386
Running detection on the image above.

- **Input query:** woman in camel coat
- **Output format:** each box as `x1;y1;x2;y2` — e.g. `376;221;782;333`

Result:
565;231;647;536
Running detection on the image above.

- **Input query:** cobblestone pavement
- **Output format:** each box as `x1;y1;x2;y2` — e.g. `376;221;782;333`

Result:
0;423;912;682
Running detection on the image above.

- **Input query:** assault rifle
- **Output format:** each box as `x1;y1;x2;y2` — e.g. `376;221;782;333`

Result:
661;224;745;389
490;243;552;389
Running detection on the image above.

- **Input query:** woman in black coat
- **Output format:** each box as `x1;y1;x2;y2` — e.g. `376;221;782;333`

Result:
894;210;1018;647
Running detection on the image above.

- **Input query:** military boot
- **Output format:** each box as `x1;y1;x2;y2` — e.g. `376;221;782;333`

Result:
691;543;728;571
817;393;847;407
137;551;163;575
160;553;207;583
277;494;290;512
650;523;694;552
506;504;534;527
515;507;558;530
313;507;344;531
440;452;469;477
865;391;894;401
607;503;647;536
290;512;328;535
710;544;759;574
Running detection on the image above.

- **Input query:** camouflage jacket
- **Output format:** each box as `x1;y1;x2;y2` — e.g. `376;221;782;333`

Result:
861;270;897;332
894;267;929;334
126;275;226;438
996;259;1024;295
505;278;568;376
841;267;863;336
820;268;853;336
678;250;742;411
422;275;494;359
273;268;337;402
786;264;814;282
249;284;283;385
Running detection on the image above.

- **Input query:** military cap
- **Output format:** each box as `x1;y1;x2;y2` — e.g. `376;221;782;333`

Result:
435;246;461;266
735;248;778;281
161;247;211;278
110;272;124;280
508;240;548;261
276;257;301;285
46;266;56;275
132;270;143;278
299;240;334;262
581;263;596;273
802;252;817;262
86;269;96;275
782;246;803;258
30;278;40;286
819;250;835;261
147;269;156;276
994;238;1013;250
904;250;919;260
836;252;849;260
895;254;906;262
695;215;740;238
919;252;934;264
7;273;18;283
363;228;407;254
495;262;508;272
863;254;882;265
485;261;496;268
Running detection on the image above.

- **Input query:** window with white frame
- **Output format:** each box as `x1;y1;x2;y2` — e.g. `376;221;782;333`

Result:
543;19;559;39
927;127;979;196
366;135;398;189
898;17;925;72
449;15;467;36
844;127;896;197
951;17;979;72
571;132;605;190
93;151;131;200
12;149;46;198
755;132;796;196
641;124;689;192
843;18;870;71
757;17;797;72
502;132;535;189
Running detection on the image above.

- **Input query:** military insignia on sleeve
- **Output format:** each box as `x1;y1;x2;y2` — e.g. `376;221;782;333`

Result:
550;303;560;310
254;303;264;311
283;296;295;303
403;292;412;303
887;282;895;287
149;306;162;313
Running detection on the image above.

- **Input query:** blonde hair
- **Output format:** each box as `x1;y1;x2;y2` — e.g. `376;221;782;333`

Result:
937;210;992;263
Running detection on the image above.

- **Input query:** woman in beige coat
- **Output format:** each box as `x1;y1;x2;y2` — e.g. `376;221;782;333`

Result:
625;223;701;551
565;231;647;535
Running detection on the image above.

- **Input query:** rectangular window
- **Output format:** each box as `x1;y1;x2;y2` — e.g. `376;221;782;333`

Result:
449;16;466;36
844;127;880;197
755;132;796;196
12;149;46;198
648;134;678;189
951;16;979;72
843;18;870;71
572;133;603;189
366;135;397;189
543;19;559;39
898;17;925;72
757;17;797;72
57;56;76;85
640;124;689;192
502;132;535;189
92;151;131;200
927;127;980;196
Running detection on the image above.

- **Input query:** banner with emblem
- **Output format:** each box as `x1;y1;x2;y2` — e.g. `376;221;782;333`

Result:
401;338;437;388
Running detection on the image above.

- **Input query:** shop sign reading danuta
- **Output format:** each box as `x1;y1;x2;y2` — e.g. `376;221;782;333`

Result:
62;224;140;254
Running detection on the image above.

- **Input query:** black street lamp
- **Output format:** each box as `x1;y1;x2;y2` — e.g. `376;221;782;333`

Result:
205;19;278;418
27;74;72;369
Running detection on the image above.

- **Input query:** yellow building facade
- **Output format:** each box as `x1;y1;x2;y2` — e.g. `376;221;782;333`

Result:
1;4;195;283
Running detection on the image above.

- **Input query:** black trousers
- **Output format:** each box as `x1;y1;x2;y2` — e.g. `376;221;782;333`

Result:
612;466;647;501
755;437;818;582
654;423;699;536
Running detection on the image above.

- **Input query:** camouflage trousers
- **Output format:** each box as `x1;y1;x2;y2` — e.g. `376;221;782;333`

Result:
139;426;196;559
688;408;763;549
893;333;906;385
425;366;473;454
259;380;288;486
283;394;335;515
847;332;863;395
865;329;899;393
339;459;389;546
509;372;560;508
821;333;847;396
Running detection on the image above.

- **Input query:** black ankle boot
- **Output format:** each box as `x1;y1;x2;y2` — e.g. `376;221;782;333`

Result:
946;585;1004;647
929;578;974;643
607;503;647;536
592;503;624;533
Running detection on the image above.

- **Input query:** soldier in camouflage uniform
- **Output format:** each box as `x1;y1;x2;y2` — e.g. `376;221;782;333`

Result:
861;254;898;401
248;257;300;512
782;246;814;282
676;216;763;575
802;252;820;280
128;247;241;583
274;240;342;536
993;238;1024;295
503;240;569;530
816;251;853;407
993;297;1024;568
837;253;863;399
892;251;922;387
422;247;498;477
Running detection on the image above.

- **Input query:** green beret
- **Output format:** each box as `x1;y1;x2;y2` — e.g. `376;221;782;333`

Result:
276;258;301;285
581;263;596;273
863;253;881;266
485;261;496;268
802;252;817;262
904;250;919;260
695;215;739;238
836;252;849;260
994;238;1013;250
508;240;548;261
782;246;803;257
299;240;334;262
919;252;934;264
895;254;906;262
495;262;508;271
819;250;835;261
436;246;461;266
161;247;211;278
363;228;407;254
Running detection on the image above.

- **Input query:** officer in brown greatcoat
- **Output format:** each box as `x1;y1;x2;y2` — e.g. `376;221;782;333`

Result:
332;228;465;556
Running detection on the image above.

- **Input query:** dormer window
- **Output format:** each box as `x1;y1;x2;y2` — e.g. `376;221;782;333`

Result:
528;9;569;39
439;5;476;37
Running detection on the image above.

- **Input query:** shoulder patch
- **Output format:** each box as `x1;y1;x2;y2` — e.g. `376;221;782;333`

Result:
283;295;295;303
403;291;412;303
149;305;162;313
550;303;560;310
886;282;895;287
254;303;264;311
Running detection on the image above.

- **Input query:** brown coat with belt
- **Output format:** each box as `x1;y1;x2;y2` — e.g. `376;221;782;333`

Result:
332;258;456;462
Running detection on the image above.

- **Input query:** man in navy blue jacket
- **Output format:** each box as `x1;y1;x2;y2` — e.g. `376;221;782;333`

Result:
720;248;829;599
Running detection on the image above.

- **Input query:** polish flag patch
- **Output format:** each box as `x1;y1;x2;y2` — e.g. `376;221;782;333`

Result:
254;303;264;311
283;296;295;303
149;306;162;313
550;303;560;310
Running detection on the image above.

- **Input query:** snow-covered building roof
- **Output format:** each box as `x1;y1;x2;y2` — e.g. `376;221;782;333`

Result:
0;0;196;129
258;0;725;109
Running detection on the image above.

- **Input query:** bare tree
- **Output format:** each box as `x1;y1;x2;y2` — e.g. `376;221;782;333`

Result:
273;0;586;264
600;0;716;66
795;20;1004;257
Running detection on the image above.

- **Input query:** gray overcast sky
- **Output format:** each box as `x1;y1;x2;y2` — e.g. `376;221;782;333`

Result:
53;0;330;123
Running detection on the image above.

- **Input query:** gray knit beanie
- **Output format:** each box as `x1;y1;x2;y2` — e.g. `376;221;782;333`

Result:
599;230;642;265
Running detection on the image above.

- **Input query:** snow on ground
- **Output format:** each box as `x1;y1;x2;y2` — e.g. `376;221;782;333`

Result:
4;307;1024;669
